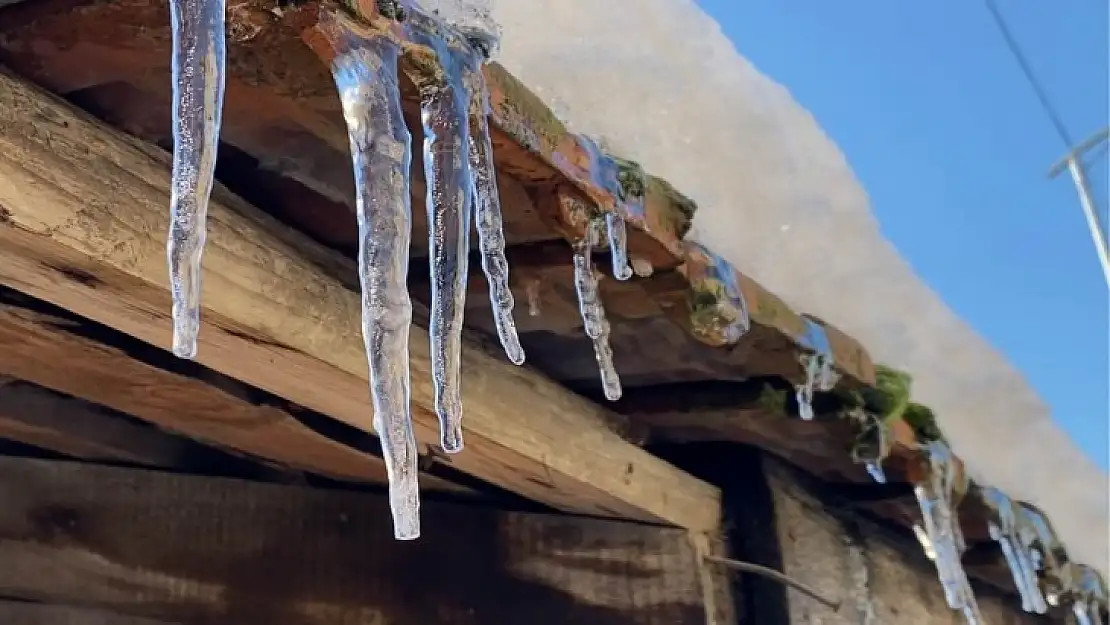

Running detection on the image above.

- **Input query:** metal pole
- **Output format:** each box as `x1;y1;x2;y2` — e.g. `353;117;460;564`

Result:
1049;128;1110;289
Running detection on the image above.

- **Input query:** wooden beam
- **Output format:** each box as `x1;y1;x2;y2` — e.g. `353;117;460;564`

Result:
0;69;719;530
0;456;725;625
0;601;178;625
0;380;192;467
0;294;475;492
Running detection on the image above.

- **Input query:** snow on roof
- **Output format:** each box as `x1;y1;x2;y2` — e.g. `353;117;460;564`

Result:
420;0;1108;574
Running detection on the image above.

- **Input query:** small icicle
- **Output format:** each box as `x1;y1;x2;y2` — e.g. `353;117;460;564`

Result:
526;278;542;317
574;220;622;401
795;318;839;421
467;64;525;366
408;22;476;454
913;441;983;624
849;409;889;483
324;13;420;541
166;0;227;358
605;212;633;281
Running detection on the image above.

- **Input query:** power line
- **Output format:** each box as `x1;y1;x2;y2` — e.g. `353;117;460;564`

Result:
982;0;1073;147
983;0;1110;287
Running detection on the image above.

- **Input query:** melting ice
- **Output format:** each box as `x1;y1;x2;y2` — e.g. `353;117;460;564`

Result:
573;218;622;401
914;440;982;624
849;409;889;484
166;0;227;358
795;317;839;420
320;12;421;540
981;487;1047;614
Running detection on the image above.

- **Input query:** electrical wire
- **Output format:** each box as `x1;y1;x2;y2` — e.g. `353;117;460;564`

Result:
704;555;842;611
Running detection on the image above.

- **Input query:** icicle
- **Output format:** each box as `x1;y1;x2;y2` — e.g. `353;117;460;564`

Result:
849;409;889;483
467;63;525;366
795;318;839;421
167;0;227;358
574;220;622;401
981;487;1047;613
1075;566;1109;625
526;278;542;317
606;212;633;281
322;12;420;540
408;22;478;454
913;440;982;623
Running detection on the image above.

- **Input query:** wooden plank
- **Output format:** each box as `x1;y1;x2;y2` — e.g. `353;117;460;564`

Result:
0;456;722;625
0;380;193;467
0;601;178;625
0;69;719;530
0;294;473;492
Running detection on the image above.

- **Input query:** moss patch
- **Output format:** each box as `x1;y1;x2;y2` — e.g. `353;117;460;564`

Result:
647;176;697;239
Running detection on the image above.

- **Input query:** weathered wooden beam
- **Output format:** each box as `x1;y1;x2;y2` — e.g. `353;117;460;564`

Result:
0;379;196;467
0;601;179;625
0;69;719;530
0;456;727;625
0;295;475;489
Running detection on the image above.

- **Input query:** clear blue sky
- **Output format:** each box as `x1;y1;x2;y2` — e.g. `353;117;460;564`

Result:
696;0;1109;468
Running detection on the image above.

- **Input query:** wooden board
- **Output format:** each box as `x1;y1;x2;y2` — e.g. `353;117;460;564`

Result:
0;68;720;531
0;601;179;625
0;379;196;468
0;456;723;625
0;294;475;490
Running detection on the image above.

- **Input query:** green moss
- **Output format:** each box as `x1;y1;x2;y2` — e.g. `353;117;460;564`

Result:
756;384;790;417
611;156;646;201
646;176;697;239
375;0;406;20
486;64;568;151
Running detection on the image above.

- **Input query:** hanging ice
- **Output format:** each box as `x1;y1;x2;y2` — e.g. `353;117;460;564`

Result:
166;0;227;358
913;440;982;624
795;317;839;420
849;409;889;484
574;219;622;401
466;64;525;366
321;12;421;540
408;21;478;454
981;487;1047;613
606;212;632;281
1073;565;1109;625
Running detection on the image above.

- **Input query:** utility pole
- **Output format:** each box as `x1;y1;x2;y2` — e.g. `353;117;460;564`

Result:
1048;127;1110;289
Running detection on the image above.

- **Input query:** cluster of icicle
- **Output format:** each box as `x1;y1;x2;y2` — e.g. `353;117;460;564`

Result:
912;440;983;624
163;0;633;539
982;486;1109;624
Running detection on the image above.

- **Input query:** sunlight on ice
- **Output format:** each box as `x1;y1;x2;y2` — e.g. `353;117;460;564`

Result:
573;219;622;401
795;318;839;420
914;441;982;624
167;0;227;359
323;13;421;540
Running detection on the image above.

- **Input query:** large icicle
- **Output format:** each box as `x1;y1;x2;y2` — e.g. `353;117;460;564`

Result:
1074;566;1109;625
467;64;525;366
166;0;227;359
574;219;622;401
914;440;982;624
323;13;421;541
795;317;839;420
981;487;1047;613
408;22;477;454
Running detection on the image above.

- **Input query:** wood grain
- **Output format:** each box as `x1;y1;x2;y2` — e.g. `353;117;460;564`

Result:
0;456;722;625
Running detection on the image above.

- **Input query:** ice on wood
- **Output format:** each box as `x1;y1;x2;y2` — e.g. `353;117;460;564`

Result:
467;65;525;366
166;0;227;359
913;440;982;624
849;409;889;484
573;219;622;401
796;318;839;421
321;11;421;540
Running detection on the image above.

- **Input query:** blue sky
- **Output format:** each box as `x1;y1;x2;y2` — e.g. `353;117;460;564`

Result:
696;0;1109;468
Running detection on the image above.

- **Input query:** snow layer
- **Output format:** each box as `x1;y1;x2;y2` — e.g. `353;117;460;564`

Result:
419;0;1108;573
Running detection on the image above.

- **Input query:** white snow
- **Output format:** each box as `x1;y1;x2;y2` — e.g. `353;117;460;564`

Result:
415;0;1110;574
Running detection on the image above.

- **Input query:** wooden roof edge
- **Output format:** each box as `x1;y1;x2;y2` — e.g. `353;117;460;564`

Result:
302;0;1099;590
